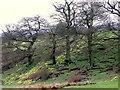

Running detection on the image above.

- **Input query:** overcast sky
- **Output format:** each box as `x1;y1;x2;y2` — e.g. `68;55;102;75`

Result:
0;0;118;33
0;0;65;33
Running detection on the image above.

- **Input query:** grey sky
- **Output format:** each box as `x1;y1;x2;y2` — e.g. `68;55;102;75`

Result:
0;0;65;33
0;0;118;33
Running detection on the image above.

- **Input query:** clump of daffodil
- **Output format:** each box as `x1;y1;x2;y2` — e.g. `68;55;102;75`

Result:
17;81;23;84
111;76;118;81
17;80;35;85
23;80;35;85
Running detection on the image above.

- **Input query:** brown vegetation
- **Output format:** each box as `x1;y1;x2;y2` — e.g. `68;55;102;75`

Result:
2;82;95;90
23;68;51;81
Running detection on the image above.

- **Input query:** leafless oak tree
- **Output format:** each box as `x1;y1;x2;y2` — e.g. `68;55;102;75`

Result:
52;0;77;65
3;16;48;66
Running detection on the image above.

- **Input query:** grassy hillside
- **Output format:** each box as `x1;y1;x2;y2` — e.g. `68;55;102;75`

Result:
1;31;119;89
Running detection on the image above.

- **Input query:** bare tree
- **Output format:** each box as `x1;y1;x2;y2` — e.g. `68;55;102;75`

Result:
77;1;106;67
104;0;120;17
3;16;48;66
104;0;120;41
52;0;77;65
104;0;120;66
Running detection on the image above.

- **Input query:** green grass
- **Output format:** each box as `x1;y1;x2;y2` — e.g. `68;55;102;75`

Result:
65;79;118;88
2;57;118;88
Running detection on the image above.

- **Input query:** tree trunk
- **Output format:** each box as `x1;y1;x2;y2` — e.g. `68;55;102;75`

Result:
51;34;56;64
87;33;93;67
118;29;120;67
65;35;72;65
27;54;33;65
27;37;36;66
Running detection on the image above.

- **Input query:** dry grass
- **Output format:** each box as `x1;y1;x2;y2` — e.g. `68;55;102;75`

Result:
2;82;95;90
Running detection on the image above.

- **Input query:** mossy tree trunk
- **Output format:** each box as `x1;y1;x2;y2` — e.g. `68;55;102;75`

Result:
65;35;72;65
51;33;56;64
